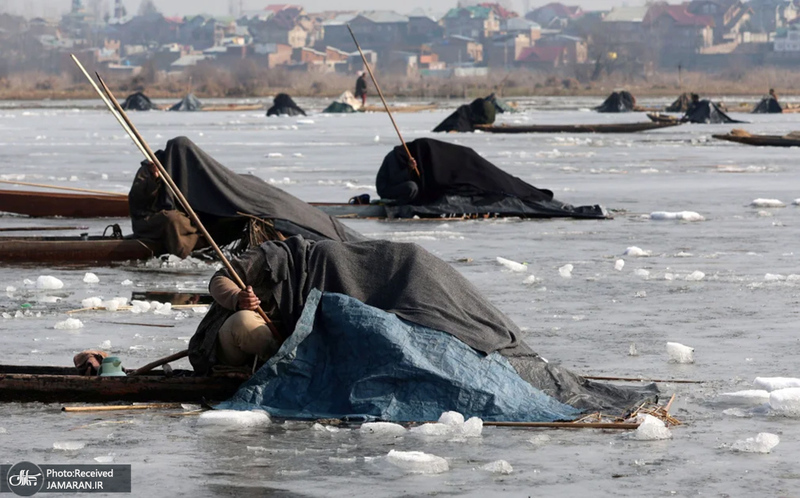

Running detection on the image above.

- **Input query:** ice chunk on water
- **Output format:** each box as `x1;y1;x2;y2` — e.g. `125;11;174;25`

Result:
461;417;483;437
410;423;452;436
635;269;650;278
528;434;550;446
764;273;785;281
481;460;513;475
614;259;625;271
754;377;800;392
558;264;573;278
438;411;465;426
153;302;172;315
629;343;638;356
731;433;779;453
496;257;527;272
99;340;111;350
386;450;449;474
53;441;85;450
719;390;770;404
94;455;115;463
54;318;84;330
6;286;16;293
81;297;103;308
522;275;536;285
666;342;694;363
649;211;705;222
628;414;672;441
769;387;800;416
130;300;151;313
121;279;133;286
312;423;340;433
624;246;650;257
36;275;63;290
359;422;406;436
373;135;380;142
685;271;705;281
750;198;785;208
23;279;34;286
196;410;271;427
83;272;100;283
103;299;120;312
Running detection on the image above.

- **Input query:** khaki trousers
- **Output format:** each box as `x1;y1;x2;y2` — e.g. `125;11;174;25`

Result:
217;310;281;366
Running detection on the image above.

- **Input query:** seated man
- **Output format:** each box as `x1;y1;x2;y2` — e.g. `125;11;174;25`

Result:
129;159;201;258
189;235;652;412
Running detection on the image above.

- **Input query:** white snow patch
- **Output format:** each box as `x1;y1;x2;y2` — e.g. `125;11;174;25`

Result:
649;211;705;222
36;276;63;290
731;433;780;453
496;257;527;272
386;450;449;474
481;460;513;475
359;422;406;436
754;377;800;392
719;390;770;404
54;318;84;330
750;198;785;208
197;410;271;427
627;414;672;441
769;387;800;416
685;271;705;281
666;342;694;363
624;246;650;257
83;272;100;283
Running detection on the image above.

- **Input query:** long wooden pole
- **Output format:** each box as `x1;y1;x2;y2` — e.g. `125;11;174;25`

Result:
0;179;126;197
347;24;420;178
131;350;188;376
70;55;278;341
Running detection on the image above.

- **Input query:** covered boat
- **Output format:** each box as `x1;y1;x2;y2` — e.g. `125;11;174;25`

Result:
373;138;609;219
684;99;746;124
266;93;306;117
0;365;243;403
595;91;636;113
665;93;692;112
169;93;203;111
752;97;782;114
121;92;157;111
322;91;361;113
432;96;496;132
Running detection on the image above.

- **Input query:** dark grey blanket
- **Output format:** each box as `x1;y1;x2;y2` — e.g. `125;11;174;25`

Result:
155;136;360;242
189;236;657;412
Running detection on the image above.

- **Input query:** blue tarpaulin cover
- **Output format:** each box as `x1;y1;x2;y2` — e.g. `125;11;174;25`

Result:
217;290;581;422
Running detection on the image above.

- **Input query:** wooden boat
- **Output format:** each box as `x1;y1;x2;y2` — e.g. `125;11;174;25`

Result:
0;191;608;220
474;121;681;134
712;132;800;147
0;189;129;218
200;103;264;112
646;112;681;124
362;103;438;113
0;235;156;264
0;365;244;403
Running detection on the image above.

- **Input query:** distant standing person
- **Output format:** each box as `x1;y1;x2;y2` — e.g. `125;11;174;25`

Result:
355;71;367;106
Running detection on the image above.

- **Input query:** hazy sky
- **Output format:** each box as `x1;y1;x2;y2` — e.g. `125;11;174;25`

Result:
5;0;641;18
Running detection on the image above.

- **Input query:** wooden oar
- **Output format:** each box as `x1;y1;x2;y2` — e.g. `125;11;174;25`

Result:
0;179;126;197
130;350;189;376
0;226;88;232
70;54;280;343
347;24;420;178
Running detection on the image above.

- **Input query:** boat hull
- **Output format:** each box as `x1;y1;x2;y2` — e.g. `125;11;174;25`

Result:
0;189;129;218
712;134;800;147
476;121;680;134
0;236;156;264
0;366;243;403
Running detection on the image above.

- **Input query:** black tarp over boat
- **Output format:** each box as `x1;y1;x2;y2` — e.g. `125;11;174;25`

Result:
375;138;608;219
170;94;203;111
266;93;306;117
684;100;746;124
752;97;782;114
595;91;636;113
433;97;496;132
121;92;157;111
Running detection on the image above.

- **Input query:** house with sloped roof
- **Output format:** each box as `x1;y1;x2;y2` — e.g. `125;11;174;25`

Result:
516;45;568;69
442;6;500;40
525;3;582;30
748;0;797;33
430;34;483;64
407;7;444;44
644;2;715;59
687;0;751;43
322;10;408;51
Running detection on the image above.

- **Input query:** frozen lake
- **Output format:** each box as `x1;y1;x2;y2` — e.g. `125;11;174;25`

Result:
1;97;800;496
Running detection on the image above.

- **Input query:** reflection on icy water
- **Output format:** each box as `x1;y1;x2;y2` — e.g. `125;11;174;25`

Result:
2;99;800;496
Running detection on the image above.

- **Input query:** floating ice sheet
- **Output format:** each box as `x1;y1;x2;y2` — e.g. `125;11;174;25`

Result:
53;441;85;450
54;318;84;330
481;460;513;474
754;377;800;392
558;264;573;278
624;246;650;257
359;422;406;437
750;198;785;208
769;388;800;416
496;257;527;272
667;342;694;364
614;259;625;271
649;211;705;222
731;433;779;453
627;414;672;441
83;272;100;284
196;410;271;427
386;450;449;474
36;276;63;290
